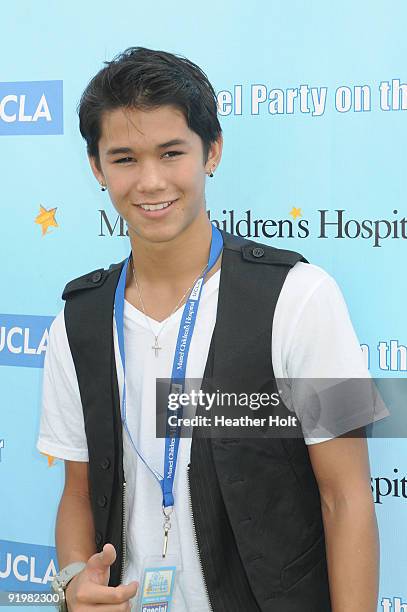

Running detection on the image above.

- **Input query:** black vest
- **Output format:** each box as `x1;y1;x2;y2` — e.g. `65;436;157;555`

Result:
62;231;331;612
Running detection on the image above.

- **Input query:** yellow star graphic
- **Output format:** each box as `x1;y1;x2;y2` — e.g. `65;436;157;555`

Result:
289;207;302;220
35;205;58;236
40;452;56;467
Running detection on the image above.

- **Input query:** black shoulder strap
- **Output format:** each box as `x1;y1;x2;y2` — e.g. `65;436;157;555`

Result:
62;261;123;300
220;228;309;265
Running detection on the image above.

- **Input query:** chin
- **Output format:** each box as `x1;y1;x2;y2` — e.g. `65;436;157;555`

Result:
128;222;188;245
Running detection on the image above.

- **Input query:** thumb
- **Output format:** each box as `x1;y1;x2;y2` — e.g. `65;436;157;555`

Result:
86;543;117;577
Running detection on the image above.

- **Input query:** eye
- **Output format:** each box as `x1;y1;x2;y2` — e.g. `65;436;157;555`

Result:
162;151;183;158
114;157;134;164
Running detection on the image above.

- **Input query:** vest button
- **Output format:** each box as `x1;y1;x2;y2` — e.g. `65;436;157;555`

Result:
97;495;107;508
252;247;265;258
95;531;103;546
100;457;110;470
92;271;102;283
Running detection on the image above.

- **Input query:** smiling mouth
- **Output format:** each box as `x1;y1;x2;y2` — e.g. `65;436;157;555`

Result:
137;199;177;211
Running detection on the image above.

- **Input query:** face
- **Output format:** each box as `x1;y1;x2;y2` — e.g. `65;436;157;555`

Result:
89;105;222;244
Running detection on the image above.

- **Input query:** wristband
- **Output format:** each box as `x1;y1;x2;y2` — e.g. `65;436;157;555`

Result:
51;561;86;612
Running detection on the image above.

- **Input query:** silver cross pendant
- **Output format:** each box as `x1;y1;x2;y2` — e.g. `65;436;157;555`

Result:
152;336;162;357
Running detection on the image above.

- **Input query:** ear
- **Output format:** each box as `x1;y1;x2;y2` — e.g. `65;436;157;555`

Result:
88;154;105;186
205;133;223;173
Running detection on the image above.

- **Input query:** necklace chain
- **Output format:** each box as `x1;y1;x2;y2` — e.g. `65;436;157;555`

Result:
130;256;208;356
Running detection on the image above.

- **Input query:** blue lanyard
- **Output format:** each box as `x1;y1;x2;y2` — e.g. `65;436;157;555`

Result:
114;224;223;510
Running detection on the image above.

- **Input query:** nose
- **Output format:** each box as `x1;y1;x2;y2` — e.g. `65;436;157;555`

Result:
135;160;167;194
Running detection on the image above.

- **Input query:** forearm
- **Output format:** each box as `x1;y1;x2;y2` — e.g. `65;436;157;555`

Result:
56;490;97;568
321;491;379;612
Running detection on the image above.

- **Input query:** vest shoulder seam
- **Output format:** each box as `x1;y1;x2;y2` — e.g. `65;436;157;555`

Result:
62;260;124;300
220;230;308;265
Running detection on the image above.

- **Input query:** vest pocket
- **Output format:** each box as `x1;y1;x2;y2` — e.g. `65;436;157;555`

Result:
280;533;326;591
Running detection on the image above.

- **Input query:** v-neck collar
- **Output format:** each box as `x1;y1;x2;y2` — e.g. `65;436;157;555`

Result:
123;268;220;332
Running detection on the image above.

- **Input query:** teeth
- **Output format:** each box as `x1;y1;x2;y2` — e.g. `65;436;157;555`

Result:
140;201;173;211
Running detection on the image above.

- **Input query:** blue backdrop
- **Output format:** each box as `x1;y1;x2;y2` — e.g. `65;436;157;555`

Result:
0;2;406;610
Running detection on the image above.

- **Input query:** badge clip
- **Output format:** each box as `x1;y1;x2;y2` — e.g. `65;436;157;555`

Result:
162;506;173;558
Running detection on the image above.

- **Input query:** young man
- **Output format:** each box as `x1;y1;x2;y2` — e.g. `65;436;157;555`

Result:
37;47;381;611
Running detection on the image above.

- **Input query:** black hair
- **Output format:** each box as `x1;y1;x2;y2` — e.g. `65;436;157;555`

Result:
77;46;222;170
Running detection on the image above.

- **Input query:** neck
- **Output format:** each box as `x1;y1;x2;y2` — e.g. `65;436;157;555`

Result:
129;213;214;284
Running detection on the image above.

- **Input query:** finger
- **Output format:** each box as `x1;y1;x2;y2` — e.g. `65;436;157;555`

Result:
76;580;139;605
87;543;117;572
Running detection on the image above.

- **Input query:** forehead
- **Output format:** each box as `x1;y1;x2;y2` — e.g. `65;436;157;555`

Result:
98;105;196;151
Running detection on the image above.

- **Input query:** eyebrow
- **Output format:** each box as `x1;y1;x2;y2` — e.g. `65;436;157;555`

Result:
106;139;189;156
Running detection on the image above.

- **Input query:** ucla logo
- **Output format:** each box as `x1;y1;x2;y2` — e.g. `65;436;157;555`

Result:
0;540;57;591
0;81;63;135
0;314;54;368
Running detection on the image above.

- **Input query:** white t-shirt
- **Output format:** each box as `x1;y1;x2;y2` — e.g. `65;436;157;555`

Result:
36;262;371;611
